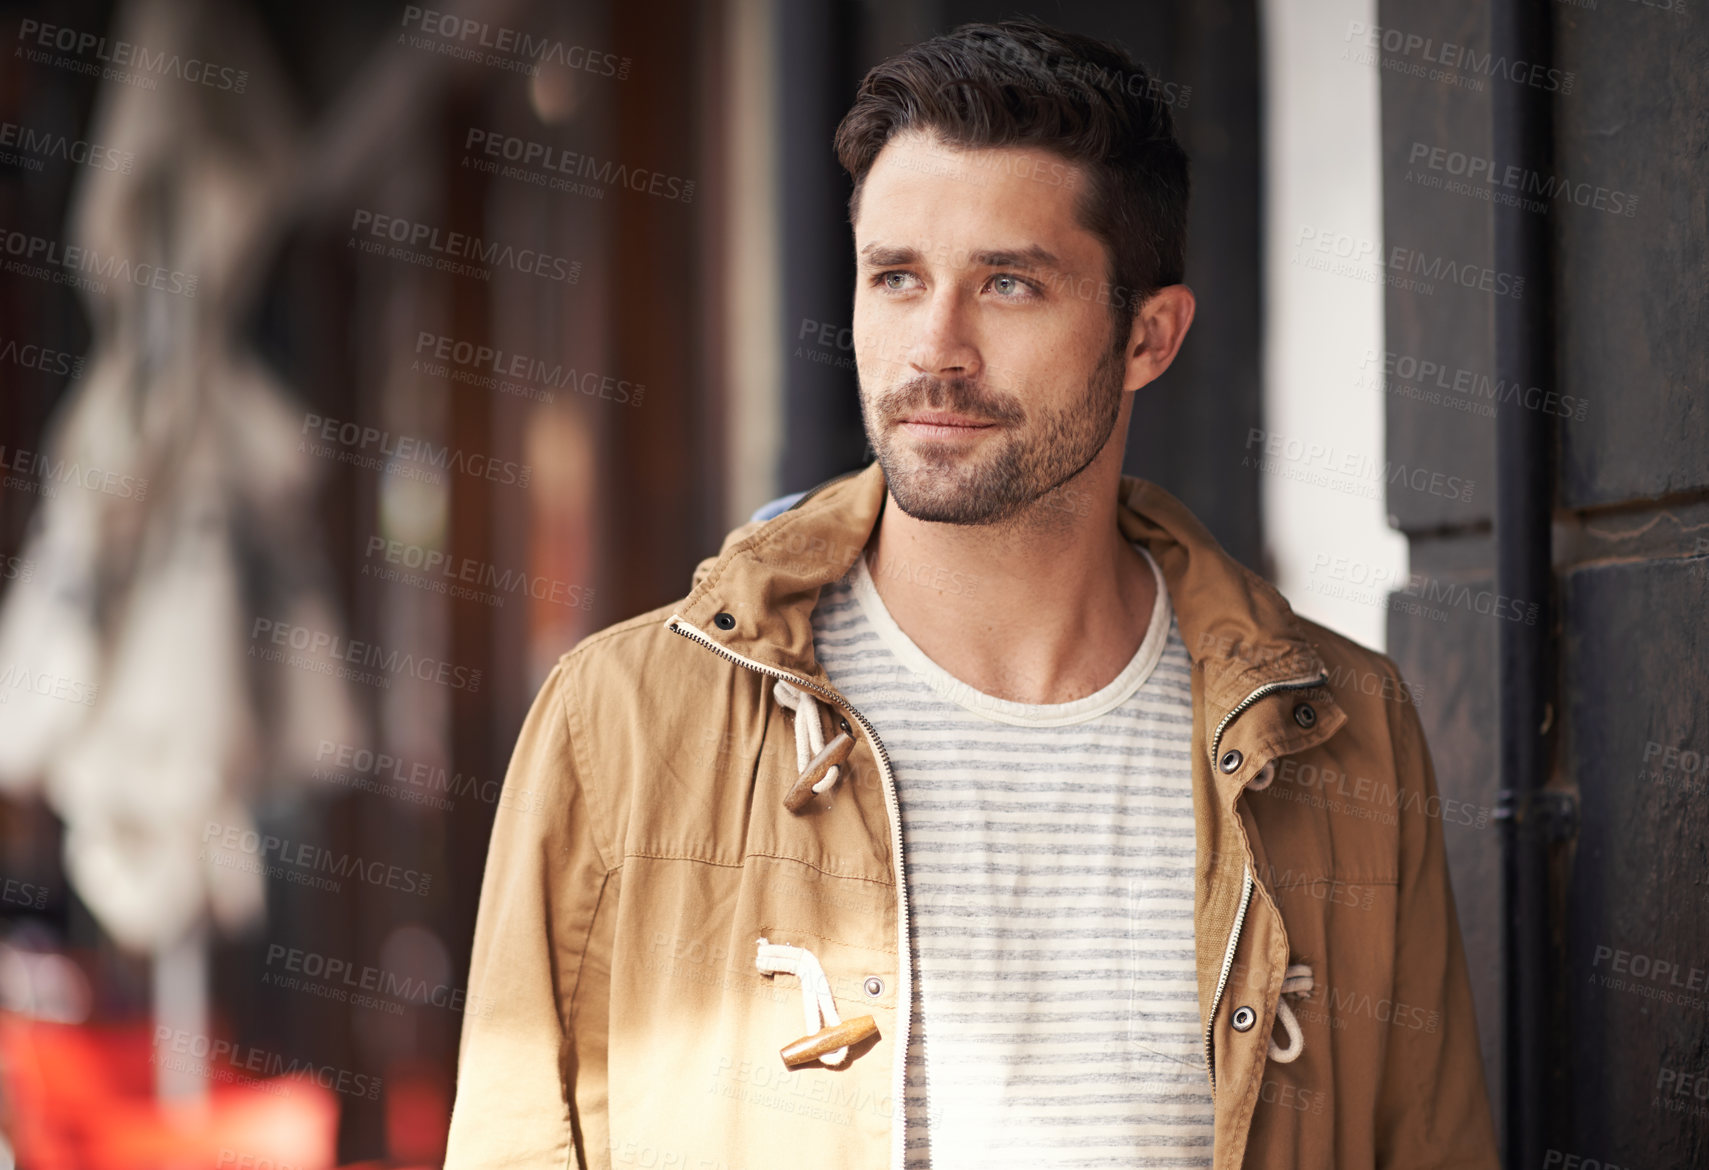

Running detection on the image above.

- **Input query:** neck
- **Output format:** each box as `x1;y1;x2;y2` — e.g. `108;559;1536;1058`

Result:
864;459;1157;705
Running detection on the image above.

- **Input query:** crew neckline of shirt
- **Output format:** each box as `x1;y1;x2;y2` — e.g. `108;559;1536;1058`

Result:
846;541;1173;727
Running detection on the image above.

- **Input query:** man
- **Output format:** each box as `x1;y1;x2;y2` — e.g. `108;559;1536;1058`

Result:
445;19;1498;1170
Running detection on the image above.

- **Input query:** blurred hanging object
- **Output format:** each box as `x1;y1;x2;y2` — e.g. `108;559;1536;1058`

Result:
0;0;362;954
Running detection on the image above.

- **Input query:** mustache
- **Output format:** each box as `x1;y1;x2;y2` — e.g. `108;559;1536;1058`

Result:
877;374;1026;426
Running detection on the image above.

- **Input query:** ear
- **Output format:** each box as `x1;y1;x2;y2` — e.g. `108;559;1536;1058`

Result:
1121;285;1197;392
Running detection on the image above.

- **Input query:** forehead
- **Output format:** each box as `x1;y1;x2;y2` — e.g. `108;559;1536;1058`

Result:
854;129;1102;266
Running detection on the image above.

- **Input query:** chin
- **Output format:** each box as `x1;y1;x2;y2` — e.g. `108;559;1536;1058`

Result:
885;469;1020;527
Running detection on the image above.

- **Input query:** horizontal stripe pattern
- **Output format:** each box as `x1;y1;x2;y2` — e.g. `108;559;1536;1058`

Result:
810;547;1213;1169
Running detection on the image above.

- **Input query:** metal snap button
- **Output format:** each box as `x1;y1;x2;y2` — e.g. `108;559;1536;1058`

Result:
863;976;884;998
839;718;851;733
1219;749;1244;774
1231;1005;1257;1032
713;611;736;630
1293;702;1317;729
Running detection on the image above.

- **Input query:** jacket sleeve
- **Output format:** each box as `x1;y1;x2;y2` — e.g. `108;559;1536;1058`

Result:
1374;662;1501;1169
445;659;612;1170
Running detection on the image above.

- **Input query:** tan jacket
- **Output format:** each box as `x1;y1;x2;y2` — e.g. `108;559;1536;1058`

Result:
444;461;1500;1170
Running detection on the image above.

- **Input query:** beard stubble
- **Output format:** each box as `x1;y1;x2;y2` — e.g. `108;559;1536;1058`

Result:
861;336;1128;528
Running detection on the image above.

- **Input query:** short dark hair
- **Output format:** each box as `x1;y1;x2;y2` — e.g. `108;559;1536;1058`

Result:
834;19;1190;321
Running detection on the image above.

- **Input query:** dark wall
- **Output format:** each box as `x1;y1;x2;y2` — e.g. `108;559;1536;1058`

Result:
1381;1;1709;1165
1377;0;1506;1120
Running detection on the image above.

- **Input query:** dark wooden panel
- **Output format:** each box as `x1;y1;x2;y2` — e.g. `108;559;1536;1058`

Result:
1126;0;1264;571
1560;555;1709;1167
1378;0;1497;536
1387;567;1504;1112
1553;5;1709;508
778;0;870;492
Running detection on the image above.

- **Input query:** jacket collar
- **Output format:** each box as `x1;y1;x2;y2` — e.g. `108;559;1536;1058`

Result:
675;459;1334;738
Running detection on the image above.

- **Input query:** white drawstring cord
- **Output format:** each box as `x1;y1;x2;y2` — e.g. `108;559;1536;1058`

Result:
1244;761;1307;1059
755;938;852;1066
1225;762;1310;1063
773;679;841;797
1267;962;1314;1063
1244;764;1307;1063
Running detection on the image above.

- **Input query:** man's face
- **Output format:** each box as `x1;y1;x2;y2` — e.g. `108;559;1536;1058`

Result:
851;129;1129;527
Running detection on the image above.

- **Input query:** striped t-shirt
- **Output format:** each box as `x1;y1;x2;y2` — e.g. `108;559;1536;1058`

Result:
810;543;1212;1169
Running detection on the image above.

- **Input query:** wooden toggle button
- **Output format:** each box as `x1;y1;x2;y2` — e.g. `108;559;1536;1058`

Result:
779;1014;879;1067
783;731;854;812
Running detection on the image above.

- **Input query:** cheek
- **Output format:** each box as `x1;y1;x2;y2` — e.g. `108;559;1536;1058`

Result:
981;339;1061;399
851;312;900;376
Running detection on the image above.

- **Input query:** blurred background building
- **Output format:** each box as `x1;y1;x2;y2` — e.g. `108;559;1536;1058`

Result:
0;0;1701;1166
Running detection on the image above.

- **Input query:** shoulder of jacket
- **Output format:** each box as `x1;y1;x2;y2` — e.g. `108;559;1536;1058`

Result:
549;596;761;703
1289;612;1406;684
1290;614;1426;741
553;601;682;673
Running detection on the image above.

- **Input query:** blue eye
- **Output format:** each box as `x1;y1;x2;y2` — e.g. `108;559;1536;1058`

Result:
988;274;1035;297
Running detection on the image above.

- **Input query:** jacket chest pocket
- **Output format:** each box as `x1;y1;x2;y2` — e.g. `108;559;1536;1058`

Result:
1242;746;1402;892
740;702;896;888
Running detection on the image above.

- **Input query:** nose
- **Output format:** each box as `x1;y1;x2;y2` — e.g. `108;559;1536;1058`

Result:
905;286;981;382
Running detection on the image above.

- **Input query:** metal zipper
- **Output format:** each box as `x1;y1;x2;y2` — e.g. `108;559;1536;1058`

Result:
665;614;914;1170
1202;864;1254;1088
1207;671;1327;765
1199;669;1324;1091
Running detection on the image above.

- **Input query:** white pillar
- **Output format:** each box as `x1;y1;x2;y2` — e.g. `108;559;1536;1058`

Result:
1259;0;1408;650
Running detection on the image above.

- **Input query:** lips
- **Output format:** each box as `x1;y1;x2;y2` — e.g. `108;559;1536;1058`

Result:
899;413;994;429
898;415;996;442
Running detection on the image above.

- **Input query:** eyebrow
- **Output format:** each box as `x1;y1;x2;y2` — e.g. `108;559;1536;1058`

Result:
858;242;1064;272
